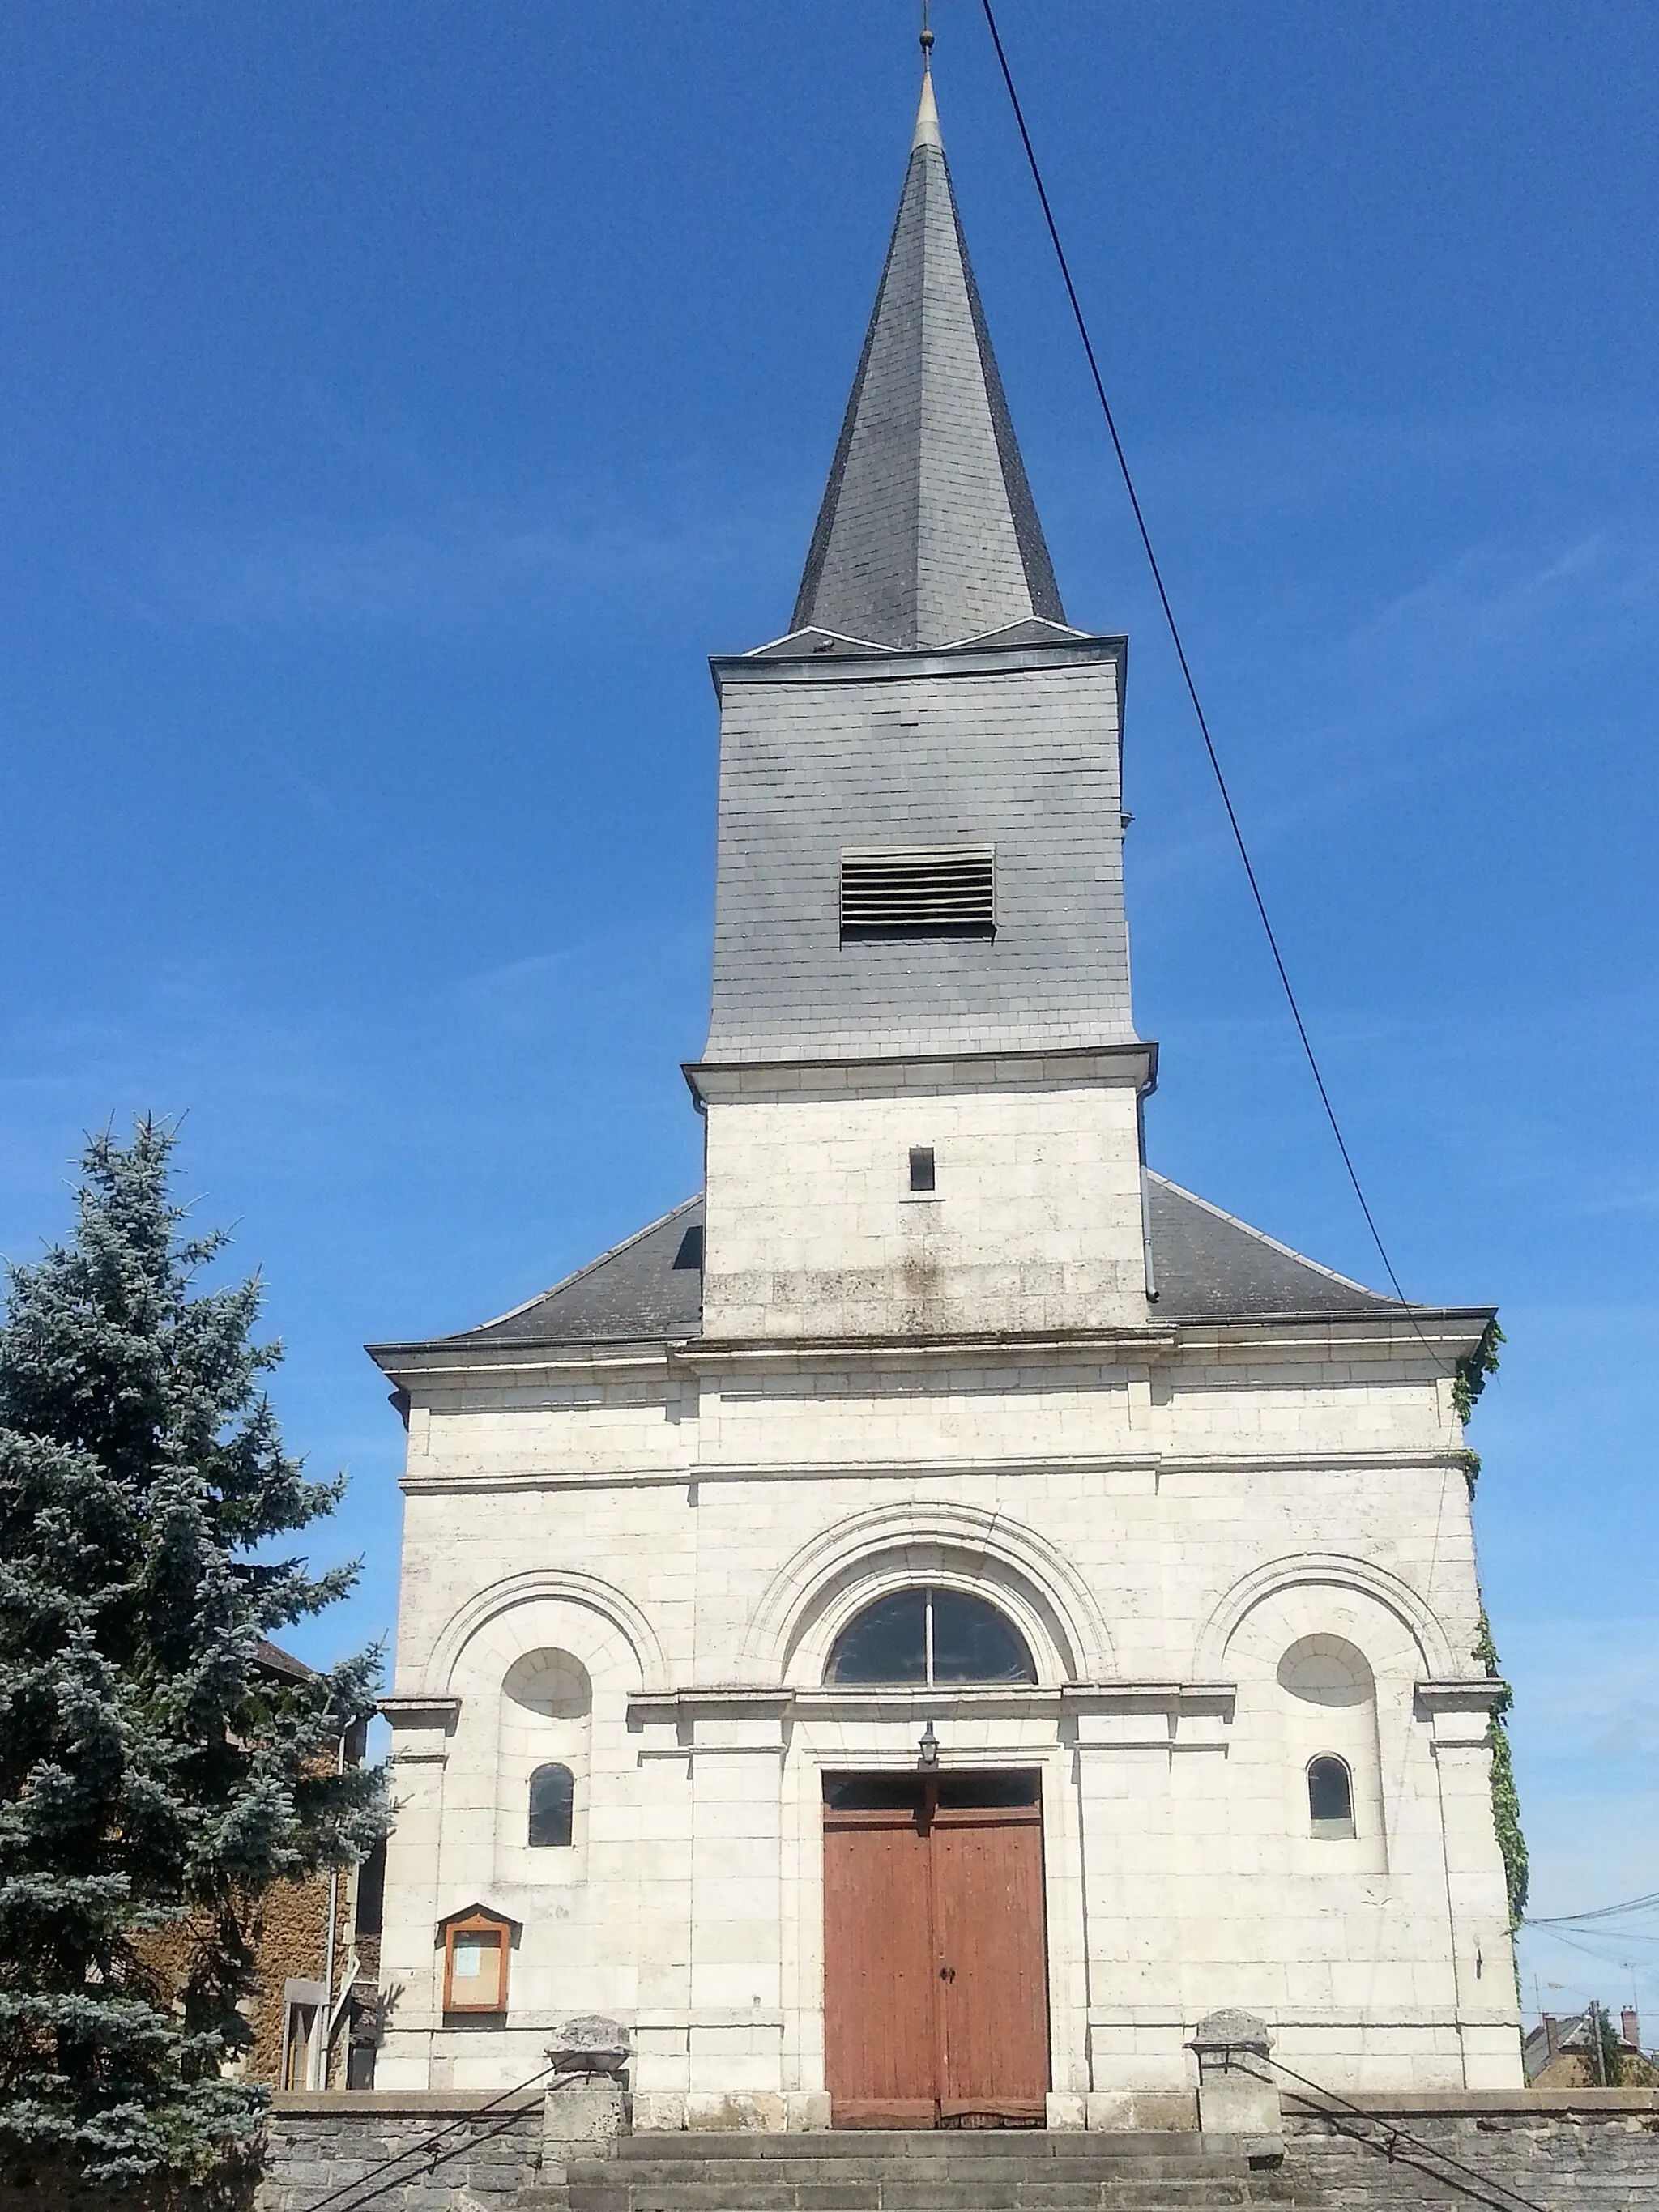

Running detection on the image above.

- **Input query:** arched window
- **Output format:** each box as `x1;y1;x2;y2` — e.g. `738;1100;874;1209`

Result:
528;1762;575;1848
826;1588;1036;1686
1307;1754;1355;1839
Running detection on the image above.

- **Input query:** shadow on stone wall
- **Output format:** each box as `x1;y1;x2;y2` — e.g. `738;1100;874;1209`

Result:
0;2153;258;2212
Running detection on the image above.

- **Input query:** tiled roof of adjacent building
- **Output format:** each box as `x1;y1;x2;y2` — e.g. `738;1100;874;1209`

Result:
252;1637;313;1681
376;1174;1452;1359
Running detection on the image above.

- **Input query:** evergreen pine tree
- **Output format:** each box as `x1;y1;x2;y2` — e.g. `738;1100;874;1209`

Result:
0;1119;386;2185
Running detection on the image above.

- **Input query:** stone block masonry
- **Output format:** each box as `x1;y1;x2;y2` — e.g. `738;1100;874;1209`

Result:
1282;2090;1659;2207
254;2093;543;2212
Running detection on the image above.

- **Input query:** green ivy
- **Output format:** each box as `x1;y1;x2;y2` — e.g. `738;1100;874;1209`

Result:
1473;1602;1528;1923
1460;1323;1525;1937
1452;1318;1505;1424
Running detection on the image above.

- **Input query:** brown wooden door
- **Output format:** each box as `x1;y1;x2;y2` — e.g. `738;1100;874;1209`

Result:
822;1800;938;2126
823;1775;1049;2129
932;1805;1049;2122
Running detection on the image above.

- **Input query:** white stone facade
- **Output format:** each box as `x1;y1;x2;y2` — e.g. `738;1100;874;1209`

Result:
372;1101;1520;2109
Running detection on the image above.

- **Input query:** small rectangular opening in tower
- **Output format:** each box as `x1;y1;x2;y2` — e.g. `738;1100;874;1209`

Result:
908;1147;936;1193
840;843;995;940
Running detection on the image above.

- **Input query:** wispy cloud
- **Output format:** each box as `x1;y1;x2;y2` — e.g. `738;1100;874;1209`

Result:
120;489;799;640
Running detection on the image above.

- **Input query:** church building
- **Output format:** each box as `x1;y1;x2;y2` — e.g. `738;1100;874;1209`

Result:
369;69;1521;2125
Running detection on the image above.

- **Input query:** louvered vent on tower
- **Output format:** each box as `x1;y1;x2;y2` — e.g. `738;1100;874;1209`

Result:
840;844;996;940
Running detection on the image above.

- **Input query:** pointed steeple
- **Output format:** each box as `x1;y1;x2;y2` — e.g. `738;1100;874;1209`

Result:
791;69;1065;650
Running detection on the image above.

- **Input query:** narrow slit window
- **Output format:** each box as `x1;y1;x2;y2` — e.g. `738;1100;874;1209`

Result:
528;1762;575;1848
908;1146;936;1193
1307;1754;1356;1839
840;844;995;939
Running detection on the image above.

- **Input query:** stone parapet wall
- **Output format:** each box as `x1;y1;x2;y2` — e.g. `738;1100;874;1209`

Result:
23;2088;1623;2212
256;2092;544;2212
1283;2088;1659;2206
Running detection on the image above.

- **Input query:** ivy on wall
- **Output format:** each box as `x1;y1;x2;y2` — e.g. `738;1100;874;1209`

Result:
1457;1322;1527;1928
1453;1318;1504;1426
1452;1319;1503;1496
1474;1605;1529;1923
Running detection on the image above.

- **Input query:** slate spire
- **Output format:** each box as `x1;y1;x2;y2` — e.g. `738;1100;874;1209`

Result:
791;68;1065;650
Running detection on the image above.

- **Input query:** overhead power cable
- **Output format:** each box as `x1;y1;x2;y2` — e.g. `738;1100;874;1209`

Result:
978;0;1423;1321
1525;1888;1659;1928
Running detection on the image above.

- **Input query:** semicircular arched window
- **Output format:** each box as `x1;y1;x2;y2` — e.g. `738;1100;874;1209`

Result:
826;1587;1037;1686
527;1761;575;1848
1307;1754;1355;1839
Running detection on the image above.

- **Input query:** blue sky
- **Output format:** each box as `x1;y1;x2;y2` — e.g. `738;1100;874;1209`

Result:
2;3;1656;2027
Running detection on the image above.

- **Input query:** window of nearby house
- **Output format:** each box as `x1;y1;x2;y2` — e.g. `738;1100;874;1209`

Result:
441;1907;512;2014
528;1761;576;1848
826;1587;1037;1686
908;1146;936;1193
1307;1754;1356;1839
354;1833;386;1937
840;844;995;939
280;1978;325;2089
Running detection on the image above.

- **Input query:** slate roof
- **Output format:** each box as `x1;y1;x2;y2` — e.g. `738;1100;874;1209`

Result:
1141;1174;1398;1319
377;1174;1444;1359
790;72;1064;650
409;1198;706;1352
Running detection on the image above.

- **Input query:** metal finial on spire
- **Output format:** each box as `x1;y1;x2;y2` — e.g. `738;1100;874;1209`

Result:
914;1;940;150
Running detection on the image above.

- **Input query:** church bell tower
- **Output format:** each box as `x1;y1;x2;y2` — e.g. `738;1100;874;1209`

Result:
692;69;1156;1345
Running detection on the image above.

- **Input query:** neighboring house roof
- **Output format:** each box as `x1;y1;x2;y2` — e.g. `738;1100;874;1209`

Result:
370;1174;1481;1362
1522;2013;1650;2085
253;1637;313;1682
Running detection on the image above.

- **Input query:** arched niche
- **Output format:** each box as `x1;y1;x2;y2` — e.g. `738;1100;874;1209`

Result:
495;1646;592;1876
1224;1596;1403;1876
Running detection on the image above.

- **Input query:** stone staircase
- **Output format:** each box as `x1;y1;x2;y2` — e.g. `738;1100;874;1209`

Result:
518;2130;1301;2212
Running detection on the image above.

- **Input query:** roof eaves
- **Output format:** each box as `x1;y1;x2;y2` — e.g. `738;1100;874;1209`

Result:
365;1195;703;1365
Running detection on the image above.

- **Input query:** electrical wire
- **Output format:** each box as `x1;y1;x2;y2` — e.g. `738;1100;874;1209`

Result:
977;0;1432;1330
1525;1889;1659;1928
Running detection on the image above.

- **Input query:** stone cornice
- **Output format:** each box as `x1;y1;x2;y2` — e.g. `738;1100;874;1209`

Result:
398;1447;1469;1498
1171;1312;1495;1359
684;1040;1156;1106
626;1680;1239;1740
371;1311;1491;1392
681;1326;1177;1370
378;1694;460;1731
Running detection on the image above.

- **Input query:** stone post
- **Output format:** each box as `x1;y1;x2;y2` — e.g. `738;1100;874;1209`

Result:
541;2015;630;2184
1186;2010;1281;2143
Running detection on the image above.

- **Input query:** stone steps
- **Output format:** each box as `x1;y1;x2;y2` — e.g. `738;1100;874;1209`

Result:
518;2131;1299;2212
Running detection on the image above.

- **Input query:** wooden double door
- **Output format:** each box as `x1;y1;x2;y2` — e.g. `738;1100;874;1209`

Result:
822;1771;1050;2129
